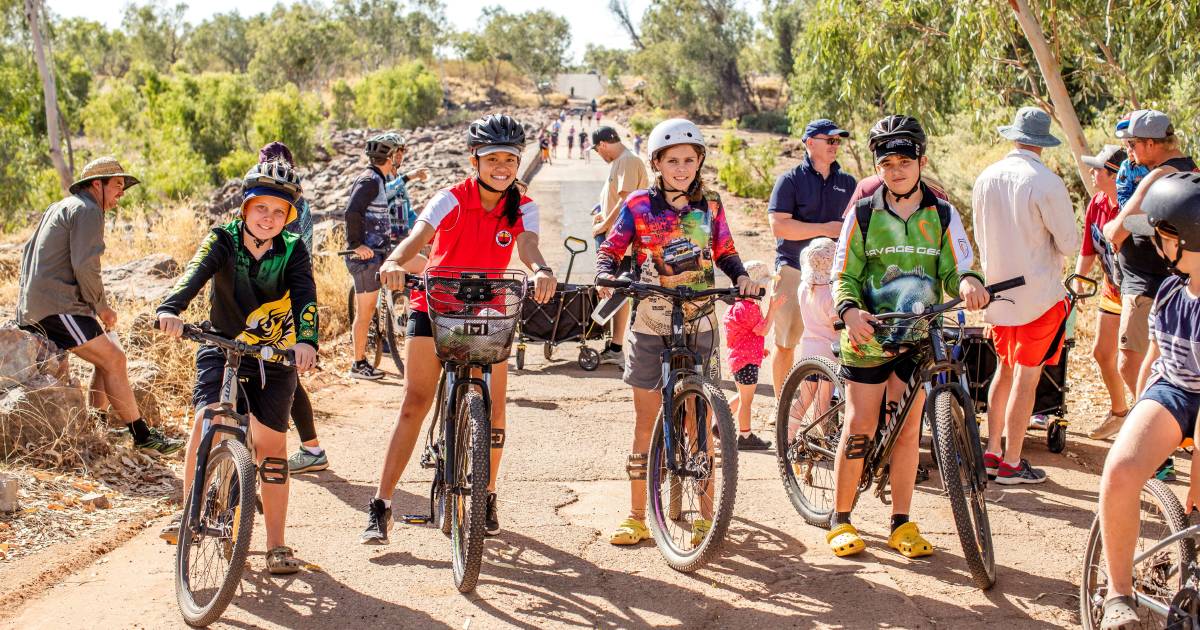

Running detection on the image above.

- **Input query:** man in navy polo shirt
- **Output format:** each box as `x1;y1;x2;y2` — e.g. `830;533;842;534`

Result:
769;118;857;396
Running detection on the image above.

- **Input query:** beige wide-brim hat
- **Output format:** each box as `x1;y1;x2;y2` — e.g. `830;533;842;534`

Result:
69;156;140;194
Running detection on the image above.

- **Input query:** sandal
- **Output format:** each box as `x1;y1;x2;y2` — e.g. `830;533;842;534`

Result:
609;518;650;546
887;522;933;558
1100;595;1140;630
690;518;712;547
266;545;303;575
827;523;865;557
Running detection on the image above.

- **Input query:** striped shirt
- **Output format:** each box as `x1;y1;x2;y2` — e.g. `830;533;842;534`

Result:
1149;275;1200;392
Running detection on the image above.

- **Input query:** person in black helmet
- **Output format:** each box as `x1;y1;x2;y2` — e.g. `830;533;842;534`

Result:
1097;172;1200;630
360;114;557;544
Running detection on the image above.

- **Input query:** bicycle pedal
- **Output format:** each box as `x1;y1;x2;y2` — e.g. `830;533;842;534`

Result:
845;434;871;459
259;457;288;485
400;514;431;525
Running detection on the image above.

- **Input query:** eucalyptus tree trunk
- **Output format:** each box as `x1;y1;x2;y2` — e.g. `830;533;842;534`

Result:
25;0;72;193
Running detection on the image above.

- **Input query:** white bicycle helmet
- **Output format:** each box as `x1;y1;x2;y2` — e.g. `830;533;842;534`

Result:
647;118;705;160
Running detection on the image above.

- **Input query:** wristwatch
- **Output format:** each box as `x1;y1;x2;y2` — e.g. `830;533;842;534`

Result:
533;263;553;276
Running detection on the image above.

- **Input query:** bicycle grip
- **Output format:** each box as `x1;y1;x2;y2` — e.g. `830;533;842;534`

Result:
596;276;629;288
987;276;1025;295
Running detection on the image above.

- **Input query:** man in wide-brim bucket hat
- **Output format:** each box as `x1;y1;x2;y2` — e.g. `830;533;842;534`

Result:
68;156;140;194
16;155;183;456
997;106;1062;147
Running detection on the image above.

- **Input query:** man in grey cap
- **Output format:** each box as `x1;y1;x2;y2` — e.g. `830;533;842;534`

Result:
972;106;1079;485
17;156;182;454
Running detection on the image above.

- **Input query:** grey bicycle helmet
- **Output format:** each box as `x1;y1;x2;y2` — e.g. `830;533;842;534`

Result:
868;115;927;155
379;132;407;149
241;161;302;225
467;114;526;155
365;133;401;160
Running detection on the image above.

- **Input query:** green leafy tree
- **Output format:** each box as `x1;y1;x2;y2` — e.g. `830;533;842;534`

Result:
183;12;259;73
247;2;348;89
583;44;632;90
354;61;441;128
121;1;189;71
476;7;571;102
251;84;323;164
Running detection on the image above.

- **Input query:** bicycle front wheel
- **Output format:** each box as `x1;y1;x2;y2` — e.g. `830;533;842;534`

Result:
176;439;256;627
776;357;844;528
449;390;490;593
646;376;737;572
931;388;996;589
1080;479;1195;629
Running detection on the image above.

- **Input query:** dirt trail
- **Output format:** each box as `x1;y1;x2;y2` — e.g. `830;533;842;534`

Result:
2;129;1155;629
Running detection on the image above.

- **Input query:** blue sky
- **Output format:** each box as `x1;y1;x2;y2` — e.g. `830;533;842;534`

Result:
46;0;652;63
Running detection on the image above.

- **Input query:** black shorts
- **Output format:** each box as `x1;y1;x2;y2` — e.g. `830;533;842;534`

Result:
841;353;919;385
733;364;760;385
20;314;105;351
594;235;634;276
407;309;433;338
192;345;298;433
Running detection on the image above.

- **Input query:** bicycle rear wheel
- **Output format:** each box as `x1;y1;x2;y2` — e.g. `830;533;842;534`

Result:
646;376;737;572
449;390;489;592
176;439;256;627
380;292;405;377
347;287;383;368
776;357;844;528
931;388;996;589
1080;479;1195;629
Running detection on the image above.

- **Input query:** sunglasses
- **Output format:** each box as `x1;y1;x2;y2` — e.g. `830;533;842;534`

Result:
810;137;842;146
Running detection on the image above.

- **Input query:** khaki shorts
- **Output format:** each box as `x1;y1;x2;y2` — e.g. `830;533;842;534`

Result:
773;264;804;349
1119;294;1153;354
624;329;716;390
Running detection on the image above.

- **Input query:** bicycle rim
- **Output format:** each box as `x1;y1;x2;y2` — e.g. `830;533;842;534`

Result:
646;376;738;572
775;357;844;528
382;295;405;376
1080;479;1195;629
176;440;256;627
932;389;996;589
450;391;489;592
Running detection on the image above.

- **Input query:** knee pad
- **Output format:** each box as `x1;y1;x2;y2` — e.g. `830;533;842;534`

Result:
845;434;871;460
626;453;648;480
259;457;289;484
490;428;505;448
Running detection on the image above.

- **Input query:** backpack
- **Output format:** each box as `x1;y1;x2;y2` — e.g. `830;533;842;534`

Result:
853;193;953;246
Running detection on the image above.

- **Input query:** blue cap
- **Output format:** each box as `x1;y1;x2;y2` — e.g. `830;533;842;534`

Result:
803;119;850;140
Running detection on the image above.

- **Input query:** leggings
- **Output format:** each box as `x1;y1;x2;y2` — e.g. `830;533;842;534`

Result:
292;381;316;443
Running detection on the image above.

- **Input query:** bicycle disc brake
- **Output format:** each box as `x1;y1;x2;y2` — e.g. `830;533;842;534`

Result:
1167;587;1200;629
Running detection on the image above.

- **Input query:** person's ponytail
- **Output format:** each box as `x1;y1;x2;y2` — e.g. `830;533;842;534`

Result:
503;185;521;226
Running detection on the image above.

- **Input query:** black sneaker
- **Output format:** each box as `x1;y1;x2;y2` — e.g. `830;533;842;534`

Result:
994;458;1047;485
136;428;185;456
349;361;384;380
485;493;500;536
736;432;772;451
361;499;391;544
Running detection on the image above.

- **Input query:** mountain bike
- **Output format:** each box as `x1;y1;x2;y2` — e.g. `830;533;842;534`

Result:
776;277;1025;590
596;276;761;572
1080;474;1199;628
340;250;406;376
411;267;526;593
161;321;294;627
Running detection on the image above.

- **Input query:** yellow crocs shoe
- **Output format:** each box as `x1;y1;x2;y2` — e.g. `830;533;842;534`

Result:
609;518;651;546
690;518;712;547
826;523;865;557
888;522;933;558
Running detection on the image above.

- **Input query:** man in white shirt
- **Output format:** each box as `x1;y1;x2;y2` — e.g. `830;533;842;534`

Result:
972;107;1080;485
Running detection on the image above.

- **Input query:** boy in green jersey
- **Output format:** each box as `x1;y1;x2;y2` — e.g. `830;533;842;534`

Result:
827;116;989;559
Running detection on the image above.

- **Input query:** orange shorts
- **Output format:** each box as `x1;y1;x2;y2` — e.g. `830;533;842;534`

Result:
990;299;1070;368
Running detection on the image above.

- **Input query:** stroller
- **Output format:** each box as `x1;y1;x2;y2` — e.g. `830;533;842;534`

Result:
955;274;1098;454
513;237;610;371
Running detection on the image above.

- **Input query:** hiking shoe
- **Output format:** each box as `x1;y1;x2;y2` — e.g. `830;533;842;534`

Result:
349;361;384;380
136;428;184;456
485;493;500;536
1156;459;1177;483
1089;410;1130;440
598;348;624;366
288;448;329;474
983;452;1002;477
736;432;772;451
995;459;1047;485
360;499;391;545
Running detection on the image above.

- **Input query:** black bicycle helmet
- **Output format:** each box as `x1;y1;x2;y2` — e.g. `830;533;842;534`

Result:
1137;171;1200;252
365;134;401;160
868;115;927;155
466;114;526;153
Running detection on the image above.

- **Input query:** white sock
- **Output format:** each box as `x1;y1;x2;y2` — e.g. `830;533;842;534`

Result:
739;430;751;438
302;445;325;456
375;497;391;509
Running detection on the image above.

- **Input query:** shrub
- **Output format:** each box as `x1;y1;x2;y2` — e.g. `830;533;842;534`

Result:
217;150;257;181
716;130;777;200
330;78;358;129
354;61;441;129
629;108;668;137
739;110;790;135
250;84;323;164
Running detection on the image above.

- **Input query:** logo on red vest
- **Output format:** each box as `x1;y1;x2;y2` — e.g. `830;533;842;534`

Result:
495;230;514;247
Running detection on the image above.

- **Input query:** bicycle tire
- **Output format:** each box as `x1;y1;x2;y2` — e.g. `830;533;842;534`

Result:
776;357;844;528
449;390;489;593
380;293;405;377
1080;479;1195;629
931;388;996;590
347;287;383;368
176;439;256;627
646;376;737;572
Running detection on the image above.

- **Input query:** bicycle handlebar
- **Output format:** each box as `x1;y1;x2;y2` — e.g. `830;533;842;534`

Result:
153;320;296;365
833;276;1025;331
596;276;764;301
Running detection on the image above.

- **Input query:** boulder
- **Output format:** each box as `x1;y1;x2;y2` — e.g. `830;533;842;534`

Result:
0;372;87;457
125;360;163;427
0;328;71;392
102;254;180;303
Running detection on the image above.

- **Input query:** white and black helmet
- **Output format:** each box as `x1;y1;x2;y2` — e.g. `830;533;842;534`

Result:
647;118;706;160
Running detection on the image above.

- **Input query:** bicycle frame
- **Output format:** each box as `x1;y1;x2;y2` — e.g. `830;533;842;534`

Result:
185;344;252;536
1126;522;1200;619
422;361;494;510
657;296;714;478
